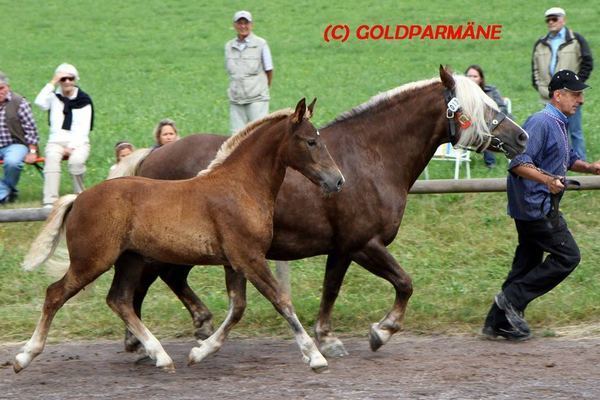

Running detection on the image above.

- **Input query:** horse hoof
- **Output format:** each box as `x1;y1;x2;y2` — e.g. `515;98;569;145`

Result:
194;322;215;341
369;323;391;352
134;355;154;365
319;340;349;358
124;339;142;353
162;362;176;373
310;356;329;373
13;360;23;374
188;344;214;365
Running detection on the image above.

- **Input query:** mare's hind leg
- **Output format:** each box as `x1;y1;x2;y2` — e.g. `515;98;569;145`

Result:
108;253;174;371
228;257;327;372
159;265;215;340
14;262;110;373
352;239;413;351
314;252;352;358
188;266;246;364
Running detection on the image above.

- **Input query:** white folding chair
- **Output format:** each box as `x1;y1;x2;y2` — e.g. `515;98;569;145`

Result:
503;97;512;115
423;143;471;180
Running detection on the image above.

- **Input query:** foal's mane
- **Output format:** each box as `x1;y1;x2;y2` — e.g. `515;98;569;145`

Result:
322;74;499;149
198;108;293;176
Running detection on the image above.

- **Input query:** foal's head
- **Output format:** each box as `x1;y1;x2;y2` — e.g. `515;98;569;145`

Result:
285;98;345;193
439;65;528;159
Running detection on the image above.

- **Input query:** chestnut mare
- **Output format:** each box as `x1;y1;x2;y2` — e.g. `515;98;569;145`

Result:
117;66;529;359
14;99;344;373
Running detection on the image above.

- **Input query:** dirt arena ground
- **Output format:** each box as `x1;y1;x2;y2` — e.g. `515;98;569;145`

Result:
1;334;599;400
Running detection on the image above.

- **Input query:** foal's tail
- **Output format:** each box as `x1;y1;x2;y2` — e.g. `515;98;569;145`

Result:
22;194;78;271
106;148;152;179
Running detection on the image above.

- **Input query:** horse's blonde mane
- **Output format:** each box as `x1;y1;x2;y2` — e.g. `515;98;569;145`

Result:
323;78;439;127
323;73;500;150
106;148;153;179
198;108;293;176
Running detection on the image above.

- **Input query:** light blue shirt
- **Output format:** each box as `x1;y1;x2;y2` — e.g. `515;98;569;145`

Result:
548;27;566;76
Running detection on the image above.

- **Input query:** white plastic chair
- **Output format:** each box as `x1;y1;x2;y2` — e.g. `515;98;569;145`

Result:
423;143;471;180
503;97;512;115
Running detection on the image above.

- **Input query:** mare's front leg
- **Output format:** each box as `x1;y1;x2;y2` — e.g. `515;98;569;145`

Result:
108;253;174;371
188;266;246;363
314;252;352;358
352;239;413;351
235;256;328;372
159;265;215;340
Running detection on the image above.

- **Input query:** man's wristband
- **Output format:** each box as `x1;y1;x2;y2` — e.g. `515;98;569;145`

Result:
29;148;37;154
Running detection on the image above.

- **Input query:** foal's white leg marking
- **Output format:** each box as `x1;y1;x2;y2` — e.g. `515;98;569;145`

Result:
188;302;234;364
14;321;46;372
289;313;328;372
129;324;174;371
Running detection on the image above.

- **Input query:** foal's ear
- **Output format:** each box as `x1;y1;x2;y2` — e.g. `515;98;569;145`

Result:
306;98;317;119
292;98;307;124
439;64;455;90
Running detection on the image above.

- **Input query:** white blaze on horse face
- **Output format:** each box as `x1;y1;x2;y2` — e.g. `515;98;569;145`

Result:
316;130;320;136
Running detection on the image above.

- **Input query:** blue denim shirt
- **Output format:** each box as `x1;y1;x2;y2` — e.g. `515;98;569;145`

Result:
507;104;579;221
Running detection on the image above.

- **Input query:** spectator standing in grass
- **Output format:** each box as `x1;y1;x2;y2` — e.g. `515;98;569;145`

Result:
0;71;40;204
225;10;273;133
531;7;593;160
483;70;600;341
465;65;512;169
35;63;94;208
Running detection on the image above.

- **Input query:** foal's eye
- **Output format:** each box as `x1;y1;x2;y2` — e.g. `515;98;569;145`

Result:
307;139;317;147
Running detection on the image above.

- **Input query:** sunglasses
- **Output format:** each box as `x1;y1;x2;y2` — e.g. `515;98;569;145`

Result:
59;76;75;82
545;17;559;23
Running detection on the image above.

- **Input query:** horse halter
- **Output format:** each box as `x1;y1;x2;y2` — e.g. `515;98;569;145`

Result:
443;88;508;155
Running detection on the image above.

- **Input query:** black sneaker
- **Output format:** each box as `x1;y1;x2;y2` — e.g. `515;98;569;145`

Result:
495;292;530;334
482;325;532;341
7;191;18;203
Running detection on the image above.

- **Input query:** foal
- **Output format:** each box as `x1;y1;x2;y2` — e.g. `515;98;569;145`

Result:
14;98;344;373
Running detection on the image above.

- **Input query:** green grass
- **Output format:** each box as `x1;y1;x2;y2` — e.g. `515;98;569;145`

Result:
1;0;600;342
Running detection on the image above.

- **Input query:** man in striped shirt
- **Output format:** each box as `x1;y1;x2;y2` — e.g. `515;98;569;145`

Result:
0;71;40;204
483;70;600;341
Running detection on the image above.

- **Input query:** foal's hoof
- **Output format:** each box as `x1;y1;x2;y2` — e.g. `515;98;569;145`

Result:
369;323;392;352
309;356;329;373
161;362;176;373
13;360;23;374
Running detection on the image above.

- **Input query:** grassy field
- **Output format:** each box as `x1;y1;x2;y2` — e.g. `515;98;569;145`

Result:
1;0;599;342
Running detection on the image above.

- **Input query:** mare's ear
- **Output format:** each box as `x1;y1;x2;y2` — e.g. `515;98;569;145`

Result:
306;98;317;119
292;98;307;124
439;65;455;90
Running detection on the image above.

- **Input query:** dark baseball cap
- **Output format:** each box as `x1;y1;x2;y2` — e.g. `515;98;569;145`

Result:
548;70;589;93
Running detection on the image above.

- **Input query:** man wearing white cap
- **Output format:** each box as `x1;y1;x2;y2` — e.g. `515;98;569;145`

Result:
531;7;593;160
225;10;274;133
35;63;94;207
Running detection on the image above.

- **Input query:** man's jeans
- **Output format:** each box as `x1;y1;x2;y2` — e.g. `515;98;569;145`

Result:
0;143;28;201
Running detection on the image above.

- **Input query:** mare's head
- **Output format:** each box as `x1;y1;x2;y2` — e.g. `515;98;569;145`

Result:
285;98;345;193
439;66;528;158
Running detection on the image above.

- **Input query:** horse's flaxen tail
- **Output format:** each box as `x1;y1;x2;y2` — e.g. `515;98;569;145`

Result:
22;194;78;271
107;148;152;179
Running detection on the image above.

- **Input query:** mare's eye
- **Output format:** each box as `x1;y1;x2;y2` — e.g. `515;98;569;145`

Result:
307;139;317;147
